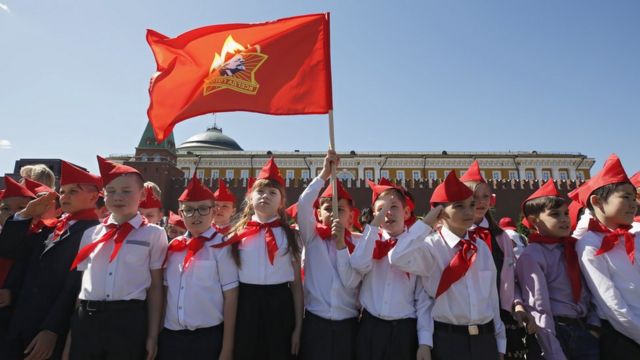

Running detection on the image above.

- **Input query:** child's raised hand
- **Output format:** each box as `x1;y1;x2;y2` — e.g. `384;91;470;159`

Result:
319;149;339;181
370;197;392;228
332;219;346;249
422;205;443;228
17;192;57;220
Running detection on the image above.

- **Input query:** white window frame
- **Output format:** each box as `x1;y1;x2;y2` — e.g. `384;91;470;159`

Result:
542;170;551;181
286;170;295;179
240;169;249;179
211;169;219;179
365;170;374;180
196;169;205;180
225;169;234;179
428;171;437;180
576;171;585;181
525;171;534;180
380;170;390;179
412;170;421;180
492;171;501;180
301;169;310;180
396;170;405;180
559;170;568;181
256;169;262;177
508;170;518;180
182;168;190;178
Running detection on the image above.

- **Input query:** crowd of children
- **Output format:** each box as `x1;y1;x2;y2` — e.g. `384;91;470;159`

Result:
0;151;637;360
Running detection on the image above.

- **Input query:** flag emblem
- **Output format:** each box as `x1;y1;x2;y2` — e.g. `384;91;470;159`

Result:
203;35;268;96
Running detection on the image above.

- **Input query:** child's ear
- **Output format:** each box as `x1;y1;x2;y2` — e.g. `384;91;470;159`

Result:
589;194;603;211
403;206;411;220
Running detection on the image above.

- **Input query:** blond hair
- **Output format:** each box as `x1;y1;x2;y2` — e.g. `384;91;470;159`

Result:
20;164;55;189
144;181;162;198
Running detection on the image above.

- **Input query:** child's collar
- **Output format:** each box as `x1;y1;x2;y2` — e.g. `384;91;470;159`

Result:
251;214;280;224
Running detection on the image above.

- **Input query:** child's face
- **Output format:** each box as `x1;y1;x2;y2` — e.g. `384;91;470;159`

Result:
213;201;236;225
374;194;409;237
104;175;145;218
251;185;283;218
0;197;30;226
593;184;638;226
140;208;163;225
439;197;476;235
468;182;491;222
166;224;186;240
180;200;215;235
59;184;98;214
531;204;571;238
317;199;353;227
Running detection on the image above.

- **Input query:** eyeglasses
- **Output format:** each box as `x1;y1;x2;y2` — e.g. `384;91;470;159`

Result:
180;206;213;218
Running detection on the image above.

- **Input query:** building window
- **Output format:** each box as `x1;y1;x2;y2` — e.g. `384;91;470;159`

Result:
380;170;389;179
525;170;534;180
153;154;162;162
559;171;568;180
301;170;310;180
365;170;373;180
396;170;405;180
443;170;450;178
286;170;295;179
256;169;262;177
541;171;551;181
197;169;205;180
460;170;466;177
182;168;190;178
225;170;234;179
240;169;249;179
211;170;219;179
428;171;437;180
337;170;355;180
140;153;148;162
492;171;501;180
412;170;421;180
508;171;518;180
576;171;585;180
480;171;486;180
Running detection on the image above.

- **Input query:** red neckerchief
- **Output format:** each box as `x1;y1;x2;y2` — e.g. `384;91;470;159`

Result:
587;218;635;264
165;231;218;269
436;231;478;298
28;218;58;235
405;215;417;228
51;208;99;242
212;219;282;265
528;232;582;303
70;217;147;270
213;223;231;235
468;225;492;252
315;223;355;253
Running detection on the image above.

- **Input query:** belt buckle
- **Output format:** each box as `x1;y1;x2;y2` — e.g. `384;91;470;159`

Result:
85;301;99;312
468;325;479;336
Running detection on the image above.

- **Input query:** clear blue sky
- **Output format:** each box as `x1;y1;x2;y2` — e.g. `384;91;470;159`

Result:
1;0;639;176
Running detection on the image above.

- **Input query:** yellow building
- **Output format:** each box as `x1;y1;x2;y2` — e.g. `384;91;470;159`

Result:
171;126;594;183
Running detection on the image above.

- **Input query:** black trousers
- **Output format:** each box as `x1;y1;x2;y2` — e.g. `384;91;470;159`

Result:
69;300;147;360
299;310;358;360
600;320;640;360
157;324;223;360
431;321;499;360
355;309;417;360
234;282;295;360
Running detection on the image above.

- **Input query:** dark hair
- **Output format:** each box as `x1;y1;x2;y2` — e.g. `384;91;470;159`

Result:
523;196;566;218
586;182;634;212
359;207;374;225
96;196;105;209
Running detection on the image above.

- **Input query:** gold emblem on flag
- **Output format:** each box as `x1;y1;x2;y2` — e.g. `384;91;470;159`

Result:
203;35;268;96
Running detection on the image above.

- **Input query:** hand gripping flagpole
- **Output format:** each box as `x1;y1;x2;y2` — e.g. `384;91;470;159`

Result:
328;110;339;222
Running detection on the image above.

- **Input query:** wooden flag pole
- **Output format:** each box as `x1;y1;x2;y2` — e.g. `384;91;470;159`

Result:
328;110;339;221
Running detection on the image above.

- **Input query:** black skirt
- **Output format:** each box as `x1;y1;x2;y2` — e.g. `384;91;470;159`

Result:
158;324;223;360
234;282;295;360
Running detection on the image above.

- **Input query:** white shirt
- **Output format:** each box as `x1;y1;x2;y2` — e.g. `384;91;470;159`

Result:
298;177;363;320
163;227;239;330
572;208;593;239
77;213;168;301
576;229;640;344
389;226;507;353
238;215;296;285
504;229;526;258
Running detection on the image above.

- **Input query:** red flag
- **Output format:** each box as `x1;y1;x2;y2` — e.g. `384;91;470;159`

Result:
147;13;333;142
